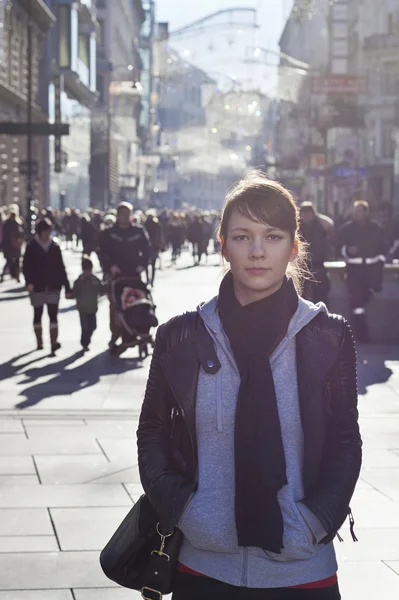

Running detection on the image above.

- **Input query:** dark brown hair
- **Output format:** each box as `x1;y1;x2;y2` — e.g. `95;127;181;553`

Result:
217;171;309;293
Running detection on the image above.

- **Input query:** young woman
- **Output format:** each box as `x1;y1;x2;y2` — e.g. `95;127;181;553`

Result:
23;219;71;355
138;172;362;600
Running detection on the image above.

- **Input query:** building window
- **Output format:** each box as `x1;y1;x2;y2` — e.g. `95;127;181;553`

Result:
382;121;395;159
331;57;348;74
97;19;105;47
332;39;349;57
382;62;399;96
58;5;71;68
331;22;348;38
331;3;348;20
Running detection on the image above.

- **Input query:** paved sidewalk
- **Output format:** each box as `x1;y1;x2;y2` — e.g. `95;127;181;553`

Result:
0;250;398;598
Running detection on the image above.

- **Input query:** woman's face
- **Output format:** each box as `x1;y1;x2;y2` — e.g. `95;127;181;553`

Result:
223;208;297;305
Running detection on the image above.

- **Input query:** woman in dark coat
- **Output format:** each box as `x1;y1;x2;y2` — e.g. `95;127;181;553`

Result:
137;172;362;600
23;219;71;355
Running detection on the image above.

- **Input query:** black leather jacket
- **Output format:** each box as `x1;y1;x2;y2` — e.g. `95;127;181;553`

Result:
137;310;362;541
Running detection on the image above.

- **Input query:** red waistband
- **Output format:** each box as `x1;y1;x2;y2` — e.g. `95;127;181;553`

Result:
178;563;338;589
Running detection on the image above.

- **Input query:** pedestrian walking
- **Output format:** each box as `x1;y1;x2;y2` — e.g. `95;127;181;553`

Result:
72;256;103;351
0;210;24;283
137;172;361;600
144;210;163;286
299;202;331;305
187;214;206;265
338;200;385;342
98;202;151;350
80;214;98;257
23;219;72;355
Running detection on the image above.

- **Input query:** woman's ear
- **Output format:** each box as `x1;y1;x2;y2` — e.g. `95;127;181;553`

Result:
221;241;230;263
290;239;299;263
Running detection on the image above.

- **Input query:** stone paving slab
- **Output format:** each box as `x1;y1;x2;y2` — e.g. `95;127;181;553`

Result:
96;438;138;462
0;508;53;536
0;536;58;553
386;561;399;576
0;435;102;456
0;592;73;600
0;475;39;485
34;455;111;485
0;551;115;589
0;457;35;475
0;421;24;433
123;483;144;503
361;446;399;468
89;464;140;484
73;589;141;600
350;489;399;528
24;426;102;440
361;468;399;500
336;528;399;561
50;507;131;551
338;560;399;599
0;484;133;508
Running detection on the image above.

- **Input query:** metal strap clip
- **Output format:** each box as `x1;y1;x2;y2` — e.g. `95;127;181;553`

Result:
150;522;173;562
141;586;163;600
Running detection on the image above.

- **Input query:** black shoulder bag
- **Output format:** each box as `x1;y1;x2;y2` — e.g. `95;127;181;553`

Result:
100;494;182;599
100;312;199;599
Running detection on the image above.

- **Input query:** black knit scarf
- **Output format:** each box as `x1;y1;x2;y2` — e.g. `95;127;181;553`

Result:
218;273;299;553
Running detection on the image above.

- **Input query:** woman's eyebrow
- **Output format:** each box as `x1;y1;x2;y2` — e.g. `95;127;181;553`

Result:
230;226;281;232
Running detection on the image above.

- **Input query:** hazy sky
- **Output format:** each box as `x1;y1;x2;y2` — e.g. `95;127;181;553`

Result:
156;0;292;52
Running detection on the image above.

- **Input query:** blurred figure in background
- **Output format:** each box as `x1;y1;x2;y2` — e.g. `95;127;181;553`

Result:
187;214;208;266
62;208;74;249
299;202;331;305
1;209;24;283
167;213;185;264
339;200;385;342
80;214;98;257
145;210;163;286
378;202;399;262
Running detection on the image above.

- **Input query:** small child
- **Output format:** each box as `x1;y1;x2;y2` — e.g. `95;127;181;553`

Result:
72;256;103;351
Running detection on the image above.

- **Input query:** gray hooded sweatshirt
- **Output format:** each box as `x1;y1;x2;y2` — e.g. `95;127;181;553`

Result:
178;295;338;588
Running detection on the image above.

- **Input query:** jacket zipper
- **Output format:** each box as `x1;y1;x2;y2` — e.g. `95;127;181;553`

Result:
241;548;248;587
216;369;223;433
348;508;358;542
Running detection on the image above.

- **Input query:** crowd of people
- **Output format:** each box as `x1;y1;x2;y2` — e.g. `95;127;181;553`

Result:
0;193;399;351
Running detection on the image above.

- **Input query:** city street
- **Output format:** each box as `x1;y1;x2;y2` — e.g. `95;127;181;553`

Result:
0;249;398;599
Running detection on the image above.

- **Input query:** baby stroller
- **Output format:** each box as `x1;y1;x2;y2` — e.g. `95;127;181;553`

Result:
109;277;158;358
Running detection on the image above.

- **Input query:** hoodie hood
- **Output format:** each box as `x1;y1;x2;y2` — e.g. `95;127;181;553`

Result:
197;289;327;343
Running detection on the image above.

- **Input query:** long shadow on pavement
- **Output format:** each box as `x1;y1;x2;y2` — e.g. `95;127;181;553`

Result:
0;294;28;302
59;305;77;314
357;345;399;395
0;351;45;382
14;350;143;410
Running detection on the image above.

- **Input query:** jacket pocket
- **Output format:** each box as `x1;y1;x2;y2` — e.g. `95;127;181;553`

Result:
261;496;317;562
178;488;239;554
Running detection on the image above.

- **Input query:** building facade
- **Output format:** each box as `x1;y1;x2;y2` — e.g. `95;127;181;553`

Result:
278;0;399;215
0;0;55;212
349;0;399;210
91;0;145;209
45;0;97;211
277;1;330;207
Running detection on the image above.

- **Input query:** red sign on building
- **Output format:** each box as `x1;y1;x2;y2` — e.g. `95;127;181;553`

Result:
311;75;366;95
